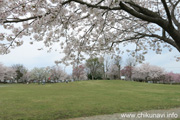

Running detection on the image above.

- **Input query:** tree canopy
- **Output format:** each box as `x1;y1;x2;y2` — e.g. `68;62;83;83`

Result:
0;0;180;63
86;58;103;80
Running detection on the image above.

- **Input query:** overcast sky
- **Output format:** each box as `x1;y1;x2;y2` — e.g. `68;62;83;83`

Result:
0;39;73;74
0;37;180;74
144;49;180;73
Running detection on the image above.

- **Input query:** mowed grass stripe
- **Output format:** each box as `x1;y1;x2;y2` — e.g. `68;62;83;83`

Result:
0;80;180;120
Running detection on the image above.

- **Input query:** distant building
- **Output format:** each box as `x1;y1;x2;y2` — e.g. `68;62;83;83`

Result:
121;76;126;80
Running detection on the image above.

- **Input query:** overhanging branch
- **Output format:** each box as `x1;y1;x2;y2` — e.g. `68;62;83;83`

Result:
170;0;180;30
119;2;161;23
137;33;180;51
3;13;50;24
161;0;173;27
70;0;121;10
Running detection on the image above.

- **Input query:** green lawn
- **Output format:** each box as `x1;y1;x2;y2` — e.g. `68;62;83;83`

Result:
0;80;180;120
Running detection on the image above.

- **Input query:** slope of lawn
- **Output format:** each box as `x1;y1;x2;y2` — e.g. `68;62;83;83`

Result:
0;80;180;120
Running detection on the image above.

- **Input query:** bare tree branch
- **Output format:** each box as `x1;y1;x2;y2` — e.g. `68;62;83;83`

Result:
70;0;121;10
170;0;180;30
137;33;180;51
119;2;161;24
161;0;173;27
3;13;50;24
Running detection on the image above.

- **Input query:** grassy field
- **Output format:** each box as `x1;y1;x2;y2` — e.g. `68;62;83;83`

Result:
0;80;180;120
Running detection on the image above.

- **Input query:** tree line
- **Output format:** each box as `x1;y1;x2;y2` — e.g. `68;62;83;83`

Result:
73;56;180;84
0;56;180;84
0;63;69;83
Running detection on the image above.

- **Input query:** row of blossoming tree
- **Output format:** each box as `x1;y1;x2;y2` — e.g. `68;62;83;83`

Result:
131;63;180;83
1;60;179;84
0;63;69;83
73;57;180;83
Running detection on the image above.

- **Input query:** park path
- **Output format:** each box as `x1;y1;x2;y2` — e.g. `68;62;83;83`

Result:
66;107;180;120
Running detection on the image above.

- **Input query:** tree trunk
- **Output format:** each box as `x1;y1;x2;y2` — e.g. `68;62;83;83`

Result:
118;65;121;80
92;75;94;80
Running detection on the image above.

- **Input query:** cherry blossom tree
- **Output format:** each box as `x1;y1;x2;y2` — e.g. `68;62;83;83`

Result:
4;66;16;83
121;57;136;80
164;72;180;83
50;66;67;81
107;64;119;79
29;67;47;82
132;63;165;82
121;66;133;80
0;63;17;82
27;66;67;82
73;64;87;80
0;63;6;81
0;0;180;63
105;55;122;80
